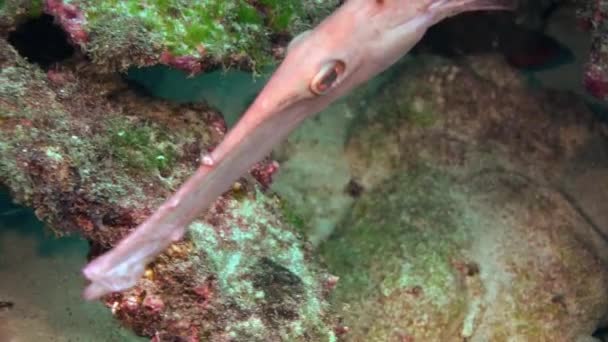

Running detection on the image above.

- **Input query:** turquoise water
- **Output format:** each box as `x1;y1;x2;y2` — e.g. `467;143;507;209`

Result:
0;189;145;341
127;65;272;127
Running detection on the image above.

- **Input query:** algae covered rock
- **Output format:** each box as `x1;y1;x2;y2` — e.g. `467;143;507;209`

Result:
28;0;339;73
0;1;39;32
110;190;338;341
0;36;337;340
320;55;608;340
322;165;608;341
321;167;474;341
345;54;606;191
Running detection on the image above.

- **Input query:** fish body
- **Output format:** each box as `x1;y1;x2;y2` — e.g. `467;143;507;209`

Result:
82;0;516;300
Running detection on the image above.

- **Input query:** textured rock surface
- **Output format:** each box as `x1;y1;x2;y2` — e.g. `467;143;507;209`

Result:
324;167;608;341
577;0;608;100
271;101;358;245
0;34;337;340
1;0;339;73
321;55;608;341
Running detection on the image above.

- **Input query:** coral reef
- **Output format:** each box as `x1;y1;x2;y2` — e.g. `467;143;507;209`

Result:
319;54;608;340
0;31;337;341
1;0;339;74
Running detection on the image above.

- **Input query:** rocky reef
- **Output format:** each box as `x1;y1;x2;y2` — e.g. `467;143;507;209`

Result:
0;1;339;340
318;55;608;341
0;38;338;340
1;0;339;73
1;0;608;341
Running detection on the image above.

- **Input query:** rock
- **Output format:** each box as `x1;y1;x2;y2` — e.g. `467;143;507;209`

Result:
577;0;608;100
1;0;340;74
321;55;608;340
271;101;358;245
0;36;337;341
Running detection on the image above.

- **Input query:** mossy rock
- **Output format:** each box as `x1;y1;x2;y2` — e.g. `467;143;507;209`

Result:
321;167;474;341
321;165;608;341
0;0;43;32
44;0;339;72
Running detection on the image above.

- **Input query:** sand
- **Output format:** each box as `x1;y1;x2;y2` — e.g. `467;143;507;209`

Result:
0;191;145;342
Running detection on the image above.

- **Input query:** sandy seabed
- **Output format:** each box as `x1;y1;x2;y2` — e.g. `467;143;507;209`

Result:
0;192;145;342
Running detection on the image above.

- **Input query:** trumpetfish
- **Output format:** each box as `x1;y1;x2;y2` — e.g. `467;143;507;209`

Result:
83;0;516;300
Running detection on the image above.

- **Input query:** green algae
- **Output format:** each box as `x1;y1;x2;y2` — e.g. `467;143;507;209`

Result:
0;141;34;201
0;40;208;214
0;66;36;104
44;146;64;162
345;60;441;156
104;118;178;175
0;0;43;21
278;197;307;234
64;0;338;69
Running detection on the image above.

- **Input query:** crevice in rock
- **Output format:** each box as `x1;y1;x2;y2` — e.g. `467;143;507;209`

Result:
7;14;74;69
594;327;608;341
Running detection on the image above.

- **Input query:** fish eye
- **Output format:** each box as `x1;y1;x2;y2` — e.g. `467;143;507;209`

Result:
310;60;346;95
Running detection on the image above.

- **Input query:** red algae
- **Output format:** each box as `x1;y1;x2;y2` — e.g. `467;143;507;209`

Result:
44;0;88;45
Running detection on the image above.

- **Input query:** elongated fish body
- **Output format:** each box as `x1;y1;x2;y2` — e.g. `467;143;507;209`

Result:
82;0;516;300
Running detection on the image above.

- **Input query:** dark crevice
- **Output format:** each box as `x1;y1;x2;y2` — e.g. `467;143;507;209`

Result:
594;327;608;341
413;10;575;72
7;14;74;69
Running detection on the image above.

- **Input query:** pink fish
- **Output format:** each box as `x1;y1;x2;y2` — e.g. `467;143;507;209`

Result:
82;0;516;300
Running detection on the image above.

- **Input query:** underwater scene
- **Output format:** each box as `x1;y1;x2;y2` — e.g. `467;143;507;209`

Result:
1;0;608;341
